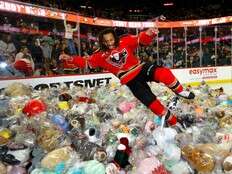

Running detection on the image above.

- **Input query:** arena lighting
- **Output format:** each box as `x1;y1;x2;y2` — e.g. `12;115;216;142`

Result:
163;2;174;6
80;6;92;9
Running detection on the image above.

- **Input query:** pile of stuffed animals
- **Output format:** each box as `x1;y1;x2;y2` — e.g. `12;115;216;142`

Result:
0;81;231;174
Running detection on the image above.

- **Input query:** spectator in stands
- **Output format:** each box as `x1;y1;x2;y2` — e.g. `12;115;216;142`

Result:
64;18;78;55
40;36;53;61
15;46;34;76
162;52;173;68
202;47;212;66
40;36;53;74
28;38;45;75
0;34;8;61
16;46;32;60
59;47;79;74
91;41;99;52
80;41;92;56
51;39;63;66
5;34;16;58
13;58;34;76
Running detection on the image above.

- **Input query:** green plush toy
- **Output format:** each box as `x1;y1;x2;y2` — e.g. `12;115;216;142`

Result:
83;160;105;174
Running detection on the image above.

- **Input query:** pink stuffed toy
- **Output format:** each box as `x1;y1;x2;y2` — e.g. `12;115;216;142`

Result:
135;157;169;174
118;101;136;114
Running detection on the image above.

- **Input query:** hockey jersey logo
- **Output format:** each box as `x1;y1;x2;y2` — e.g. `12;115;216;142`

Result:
107;48;128;67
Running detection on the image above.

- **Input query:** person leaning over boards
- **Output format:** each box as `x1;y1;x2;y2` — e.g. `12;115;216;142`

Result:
64;18;78;55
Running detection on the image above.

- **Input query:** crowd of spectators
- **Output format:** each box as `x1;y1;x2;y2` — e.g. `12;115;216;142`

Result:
0;14;102;77
0;1;231;78
141;26;232;68
18;0;232;21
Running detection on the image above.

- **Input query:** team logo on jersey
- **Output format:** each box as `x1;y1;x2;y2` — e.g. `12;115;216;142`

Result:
107;48;128;67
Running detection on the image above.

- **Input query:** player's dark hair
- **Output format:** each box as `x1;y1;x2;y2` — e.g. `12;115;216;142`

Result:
98;28;119;51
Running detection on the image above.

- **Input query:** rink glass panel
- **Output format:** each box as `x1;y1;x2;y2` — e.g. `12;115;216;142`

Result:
216;25;232;66
172;28;186;68
0;9;231;79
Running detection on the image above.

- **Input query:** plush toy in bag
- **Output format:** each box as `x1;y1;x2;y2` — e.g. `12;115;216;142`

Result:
40;146;74;170
70;129;106;161
223;153;232;174
22;99;46;117
4;82;32;97
51;114;70;132
0;162;7;174
181;145;215;173
7;166;27;174
135;157;169;174
113;137;132;169
83;160;105;174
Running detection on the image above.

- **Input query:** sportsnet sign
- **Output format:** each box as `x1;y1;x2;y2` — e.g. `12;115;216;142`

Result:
0;66;231;90
0;73;119;91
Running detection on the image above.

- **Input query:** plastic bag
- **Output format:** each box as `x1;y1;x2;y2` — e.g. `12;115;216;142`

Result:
181;145;215;173
0;162;7;174
135;157;169;174
41;146;74;169
83;160;105;174
7;166;27;174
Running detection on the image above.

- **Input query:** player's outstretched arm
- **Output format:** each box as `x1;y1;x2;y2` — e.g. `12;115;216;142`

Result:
138;27;159;45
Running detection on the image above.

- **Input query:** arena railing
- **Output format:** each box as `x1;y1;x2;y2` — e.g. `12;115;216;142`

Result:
1;0;232;27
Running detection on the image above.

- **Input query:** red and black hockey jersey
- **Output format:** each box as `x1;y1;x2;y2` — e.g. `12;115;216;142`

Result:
73;31;156;84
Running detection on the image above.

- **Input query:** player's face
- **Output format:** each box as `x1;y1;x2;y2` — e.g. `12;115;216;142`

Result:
103;33;116;50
